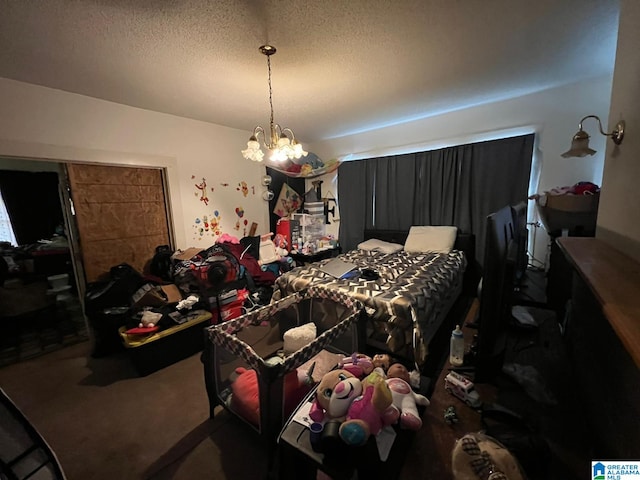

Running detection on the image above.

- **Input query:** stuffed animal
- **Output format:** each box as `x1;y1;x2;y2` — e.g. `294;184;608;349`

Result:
338;353;374;379
229;367;261;426
138;310;162;329
309;369;362;423
385;363;430;430
339;371;398;446
273;233;289;256
229;365;315;427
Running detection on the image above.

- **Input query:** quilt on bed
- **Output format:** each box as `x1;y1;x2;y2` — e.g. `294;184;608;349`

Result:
272;248;467;366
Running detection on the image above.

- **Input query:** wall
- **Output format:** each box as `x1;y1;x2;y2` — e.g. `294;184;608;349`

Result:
0;77;269;250
0;73;618;265
597;0;640;262
310;75;614;266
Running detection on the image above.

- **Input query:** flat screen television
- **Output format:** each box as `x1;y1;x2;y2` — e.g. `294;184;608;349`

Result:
474;204;519;381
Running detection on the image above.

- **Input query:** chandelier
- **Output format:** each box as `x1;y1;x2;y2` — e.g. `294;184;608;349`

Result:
241;45;308;163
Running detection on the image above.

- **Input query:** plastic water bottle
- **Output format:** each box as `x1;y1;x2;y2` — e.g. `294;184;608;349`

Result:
449;325;465;367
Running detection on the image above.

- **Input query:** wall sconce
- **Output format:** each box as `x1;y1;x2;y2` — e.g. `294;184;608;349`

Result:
561;115;625;158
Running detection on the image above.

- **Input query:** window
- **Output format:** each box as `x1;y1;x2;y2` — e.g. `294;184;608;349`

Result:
0;190;17;246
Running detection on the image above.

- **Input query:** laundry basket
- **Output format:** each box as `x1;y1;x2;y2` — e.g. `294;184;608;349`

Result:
202;285;365;444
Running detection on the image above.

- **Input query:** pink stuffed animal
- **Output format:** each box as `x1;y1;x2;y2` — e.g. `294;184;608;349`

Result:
338;353;374;379
385;363;430;430
339;371;398;446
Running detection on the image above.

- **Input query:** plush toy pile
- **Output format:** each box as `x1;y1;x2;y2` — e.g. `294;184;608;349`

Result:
309;352;431;451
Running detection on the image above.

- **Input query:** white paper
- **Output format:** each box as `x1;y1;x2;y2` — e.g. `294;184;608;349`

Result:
292;400;314;428
375;425;397;461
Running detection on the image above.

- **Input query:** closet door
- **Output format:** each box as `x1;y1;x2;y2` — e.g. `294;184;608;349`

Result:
66;163;172;283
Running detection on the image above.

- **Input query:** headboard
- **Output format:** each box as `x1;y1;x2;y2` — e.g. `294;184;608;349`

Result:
363;228;478;295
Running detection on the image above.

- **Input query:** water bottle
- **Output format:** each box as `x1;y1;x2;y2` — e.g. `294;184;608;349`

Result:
449;325;465;367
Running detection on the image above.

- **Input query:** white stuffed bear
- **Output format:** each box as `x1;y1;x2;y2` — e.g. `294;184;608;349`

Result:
138;310;162;329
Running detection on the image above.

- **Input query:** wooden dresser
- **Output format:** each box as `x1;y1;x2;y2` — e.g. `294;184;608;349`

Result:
556;237;640;459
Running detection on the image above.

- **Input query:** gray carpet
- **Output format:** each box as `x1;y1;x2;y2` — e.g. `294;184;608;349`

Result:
0;296;587;480
0;341;269;480
0;297;491;480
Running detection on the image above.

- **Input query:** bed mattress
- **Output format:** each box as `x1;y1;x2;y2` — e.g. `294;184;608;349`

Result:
273;248;467;366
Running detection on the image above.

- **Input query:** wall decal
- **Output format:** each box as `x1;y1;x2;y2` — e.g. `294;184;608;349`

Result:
237;181;249;197
192;210;222;240
234;206;244;231
195;177;209;205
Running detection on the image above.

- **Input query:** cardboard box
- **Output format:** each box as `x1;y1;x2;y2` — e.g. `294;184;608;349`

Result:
131;283;183;307
544;192;599;212
160;284;182;303
172;247;202;261
537;192;599;233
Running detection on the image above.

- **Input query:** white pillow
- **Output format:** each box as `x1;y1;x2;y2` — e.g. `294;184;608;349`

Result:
404;226;458;253
357;238;404;254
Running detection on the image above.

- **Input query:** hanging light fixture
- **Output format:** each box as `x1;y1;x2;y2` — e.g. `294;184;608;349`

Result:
561;115;625;158
242;45;308;163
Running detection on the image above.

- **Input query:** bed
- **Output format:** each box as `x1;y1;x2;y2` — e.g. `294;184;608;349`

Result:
272;227;474;370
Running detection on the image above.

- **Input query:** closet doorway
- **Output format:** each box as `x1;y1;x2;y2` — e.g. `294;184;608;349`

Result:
0;158;174;367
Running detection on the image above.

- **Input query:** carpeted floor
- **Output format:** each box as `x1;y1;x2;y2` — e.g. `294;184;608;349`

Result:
0;340;271;480
0;293;588;480
0;296;474;480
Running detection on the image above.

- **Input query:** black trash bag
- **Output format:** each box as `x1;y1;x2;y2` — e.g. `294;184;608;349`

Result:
85;263;145;314
149;245;174;282
84;263;145;357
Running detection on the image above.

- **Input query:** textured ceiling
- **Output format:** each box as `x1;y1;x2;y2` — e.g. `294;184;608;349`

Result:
0;0;620;143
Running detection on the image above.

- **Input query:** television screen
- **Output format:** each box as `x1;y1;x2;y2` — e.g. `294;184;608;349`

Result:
474;205;517;381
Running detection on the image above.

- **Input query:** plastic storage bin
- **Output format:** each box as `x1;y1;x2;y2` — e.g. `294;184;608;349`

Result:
291;213;326;245
202;285;365;444
119;310;212;375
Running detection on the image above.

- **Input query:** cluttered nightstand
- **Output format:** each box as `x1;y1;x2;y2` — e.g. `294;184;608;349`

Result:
289;246;341;266
278;385;416;480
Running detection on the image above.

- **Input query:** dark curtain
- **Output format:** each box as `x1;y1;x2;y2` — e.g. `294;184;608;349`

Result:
338;160;372;251
0;170;63;245
372;155;417;230
338;134;535;264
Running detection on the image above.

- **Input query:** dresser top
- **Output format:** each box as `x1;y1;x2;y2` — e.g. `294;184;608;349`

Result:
557;237;640;369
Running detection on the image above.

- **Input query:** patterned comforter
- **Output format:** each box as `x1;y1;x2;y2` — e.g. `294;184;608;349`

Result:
272;248;467;366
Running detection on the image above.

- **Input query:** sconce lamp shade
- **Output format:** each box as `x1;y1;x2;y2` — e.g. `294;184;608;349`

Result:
561;130;596;158
561;115;625;158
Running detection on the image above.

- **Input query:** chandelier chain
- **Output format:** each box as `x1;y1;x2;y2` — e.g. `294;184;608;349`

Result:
267;54;274;128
